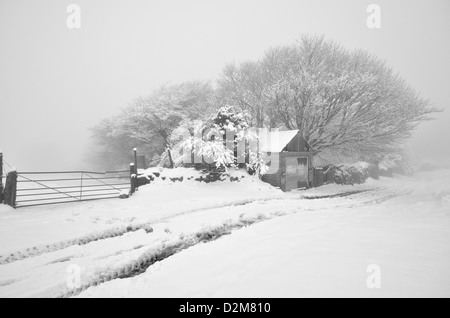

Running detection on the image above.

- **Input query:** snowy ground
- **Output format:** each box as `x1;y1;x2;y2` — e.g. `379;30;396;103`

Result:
0;168;449;298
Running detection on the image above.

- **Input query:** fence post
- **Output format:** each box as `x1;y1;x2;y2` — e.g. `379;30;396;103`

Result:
133;148;138;175
0;152;3;204
130;163;136;195
4;170;17;208
79;173;84;200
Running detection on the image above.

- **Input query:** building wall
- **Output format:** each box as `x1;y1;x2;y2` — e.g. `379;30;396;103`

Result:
261;172;282;189
280;152;313;191
262;151;314;191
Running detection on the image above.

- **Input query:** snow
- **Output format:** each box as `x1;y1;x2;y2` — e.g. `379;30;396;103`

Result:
378;154;402;171
0;169;278;256
340;161;370;170
140;167;162;175
1;168;450;297
80;210;450;298
259;129;299;153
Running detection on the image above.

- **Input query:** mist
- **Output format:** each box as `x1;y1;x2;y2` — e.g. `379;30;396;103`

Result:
1;0;449;172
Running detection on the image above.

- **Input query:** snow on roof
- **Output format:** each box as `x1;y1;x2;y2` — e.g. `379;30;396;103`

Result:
259;130;299;152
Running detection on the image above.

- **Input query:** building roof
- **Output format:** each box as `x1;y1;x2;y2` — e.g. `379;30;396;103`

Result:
259;130;300;152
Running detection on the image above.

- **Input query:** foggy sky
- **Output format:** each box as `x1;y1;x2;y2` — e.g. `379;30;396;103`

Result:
0;0;449;171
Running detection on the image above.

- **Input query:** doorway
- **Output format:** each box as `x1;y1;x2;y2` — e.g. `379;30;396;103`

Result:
285;157;309;190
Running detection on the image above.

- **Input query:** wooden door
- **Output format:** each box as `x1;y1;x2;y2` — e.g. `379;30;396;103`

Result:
285;157;309;190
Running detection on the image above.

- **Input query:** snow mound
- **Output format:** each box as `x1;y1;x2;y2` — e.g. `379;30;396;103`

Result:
334;161;371;185
140;167;262;185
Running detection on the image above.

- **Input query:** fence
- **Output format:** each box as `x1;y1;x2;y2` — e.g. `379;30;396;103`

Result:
1;149;141;209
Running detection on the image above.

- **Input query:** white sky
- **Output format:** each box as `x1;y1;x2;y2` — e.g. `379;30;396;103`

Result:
0;0;449;170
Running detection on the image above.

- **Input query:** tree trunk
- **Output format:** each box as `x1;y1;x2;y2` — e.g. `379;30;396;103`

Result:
167;149;174;169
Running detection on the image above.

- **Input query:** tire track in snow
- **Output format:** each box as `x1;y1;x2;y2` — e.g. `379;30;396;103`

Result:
59;188;389;298
300;188;379;200
2;186;392;297
0;223;154;265
0;189;379;266
58;216;266;298
347;188;414;208
0;196;285;265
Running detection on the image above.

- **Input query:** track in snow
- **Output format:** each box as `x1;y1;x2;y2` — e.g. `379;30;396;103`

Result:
0;196;286;265
59;188;405;298
300;188;379;200
0;223;154;265
58;215;266;298
2;186;405;298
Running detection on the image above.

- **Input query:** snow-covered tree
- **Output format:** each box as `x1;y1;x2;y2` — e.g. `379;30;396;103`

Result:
174;106;268;175
89;115;151;170
91;81;216;168
218;35;440;158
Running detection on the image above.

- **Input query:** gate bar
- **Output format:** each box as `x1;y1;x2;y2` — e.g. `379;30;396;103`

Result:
16;196;122;208
17;187;129;197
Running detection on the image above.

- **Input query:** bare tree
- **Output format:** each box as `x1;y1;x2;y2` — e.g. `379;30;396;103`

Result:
91;81;216;168
217;62;276;128
218;35;440;157
89;116;150;170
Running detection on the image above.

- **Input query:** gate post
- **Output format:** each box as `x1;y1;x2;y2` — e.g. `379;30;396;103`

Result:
129;163;136;195
4;170;17;208
133;148;138;175
0;152;3;204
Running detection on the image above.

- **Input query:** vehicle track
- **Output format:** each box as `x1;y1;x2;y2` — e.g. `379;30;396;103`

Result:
0;196;285;265
58;215;266;298
0;223;154;265
59;188;406;298
0;188;383;266
2;186;404;298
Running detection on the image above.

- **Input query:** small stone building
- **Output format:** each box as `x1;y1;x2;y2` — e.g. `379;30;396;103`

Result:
260;130;315;191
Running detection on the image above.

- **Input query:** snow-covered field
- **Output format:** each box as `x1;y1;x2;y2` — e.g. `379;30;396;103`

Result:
0;168;449;298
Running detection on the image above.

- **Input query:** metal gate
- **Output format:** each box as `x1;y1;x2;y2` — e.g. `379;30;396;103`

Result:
14;170;130;208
